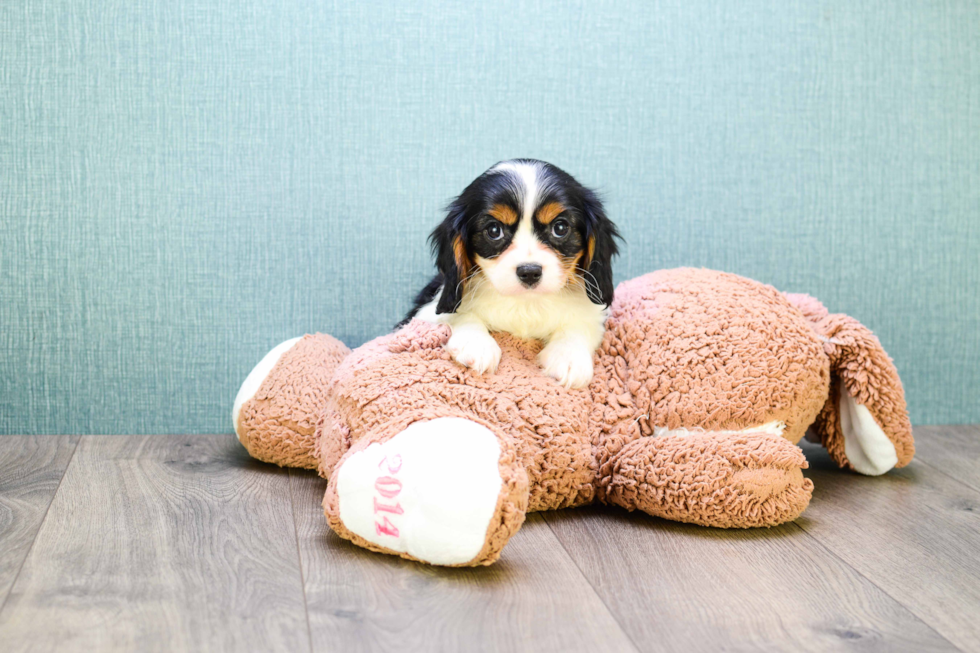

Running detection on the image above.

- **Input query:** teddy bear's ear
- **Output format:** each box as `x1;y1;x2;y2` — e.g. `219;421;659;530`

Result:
807;313;915;475
429;203;470;315
578;188;620;307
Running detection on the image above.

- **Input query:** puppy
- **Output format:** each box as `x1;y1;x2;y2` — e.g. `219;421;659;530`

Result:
401;159;620;389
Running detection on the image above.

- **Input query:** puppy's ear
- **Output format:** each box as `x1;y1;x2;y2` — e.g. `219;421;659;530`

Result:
429;204;471;314
579;189;620;306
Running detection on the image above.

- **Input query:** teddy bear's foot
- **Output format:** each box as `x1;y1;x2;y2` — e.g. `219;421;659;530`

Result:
601;428;813;528
233;334;350;469
322;418;529;566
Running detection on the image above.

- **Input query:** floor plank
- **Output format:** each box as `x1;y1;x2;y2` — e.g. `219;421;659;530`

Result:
543;506;954;653
907;424;980;492
798;436;980;652
290;469;638;653
0;435;78;608
4;431;976;652
0;435;311;652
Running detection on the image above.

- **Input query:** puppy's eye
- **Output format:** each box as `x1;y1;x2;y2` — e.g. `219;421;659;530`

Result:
551;219;570;239
485;222;504;241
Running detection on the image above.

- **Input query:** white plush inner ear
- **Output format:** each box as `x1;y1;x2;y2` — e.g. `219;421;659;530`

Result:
232;337;301;434
839;385;898;476
336;417;503;566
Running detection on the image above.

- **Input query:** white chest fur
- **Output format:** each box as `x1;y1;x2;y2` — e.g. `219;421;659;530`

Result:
416;281;607;347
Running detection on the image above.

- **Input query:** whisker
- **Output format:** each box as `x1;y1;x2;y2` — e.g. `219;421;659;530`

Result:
454;268;482;296
579;269;602;298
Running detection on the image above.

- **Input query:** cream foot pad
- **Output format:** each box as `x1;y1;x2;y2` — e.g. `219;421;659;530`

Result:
336;417;503;565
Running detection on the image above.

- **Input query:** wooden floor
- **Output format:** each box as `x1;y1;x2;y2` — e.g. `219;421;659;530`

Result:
0;426;978;652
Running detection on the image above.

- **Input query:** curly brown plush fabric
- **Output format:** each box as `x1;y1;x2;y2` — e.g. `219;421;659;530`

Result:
236;334;350;469
233;268;914;566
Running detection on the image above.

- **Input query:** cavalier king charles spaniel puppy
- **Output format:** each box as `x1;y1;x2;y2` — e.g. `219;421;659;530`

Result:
402;159;620;389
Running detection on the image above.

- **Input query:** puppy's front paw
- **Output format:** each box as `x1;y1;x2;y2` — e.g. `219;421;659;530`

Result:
446;328;501;375
539;339;594;389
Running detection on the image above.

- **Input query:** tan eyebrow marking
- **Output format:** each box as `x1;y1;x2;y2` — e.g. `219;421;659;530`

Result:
536;201;566;224
488;204;518;225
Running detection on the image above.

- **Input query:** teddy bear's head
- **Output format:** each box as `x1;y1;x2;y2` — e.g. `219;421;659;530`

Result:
596;268;831;446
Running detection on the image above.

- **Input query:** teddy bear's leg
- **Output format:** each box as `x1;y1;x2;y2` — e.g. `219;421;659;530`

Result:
322;417;529;566
807;314;914;475
233;333;350;468
600;428;813;528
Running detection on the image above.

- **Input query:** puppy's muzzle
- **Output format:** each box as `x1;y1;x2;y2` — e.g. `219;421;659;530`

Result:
516;263;543;288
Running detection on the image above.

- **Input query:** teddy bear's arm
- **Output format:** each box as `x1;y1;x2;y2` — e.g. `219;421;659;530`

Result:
600;428;813;528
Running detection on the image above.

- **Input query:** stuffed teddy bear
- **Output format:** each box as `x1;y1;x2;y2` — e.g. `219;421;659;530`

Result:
232;268;913;567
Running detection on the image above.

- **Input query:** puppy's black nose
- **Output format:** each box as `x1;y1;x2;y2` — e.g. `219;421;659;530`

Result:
516;264;543;288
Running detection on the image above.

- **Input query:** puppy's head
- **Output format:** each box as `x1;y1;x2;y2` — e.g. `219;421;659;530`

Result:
430;159;619;314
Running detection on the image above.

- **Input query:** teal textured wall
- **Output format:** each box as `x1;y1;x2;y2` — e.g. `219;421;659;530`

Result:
1;0;978;434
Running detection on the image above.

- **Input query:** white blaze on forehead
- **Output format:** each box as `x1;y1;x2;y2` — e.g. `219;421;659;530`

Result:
510;207;539;257
491;160;547;225
490;161;548;257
